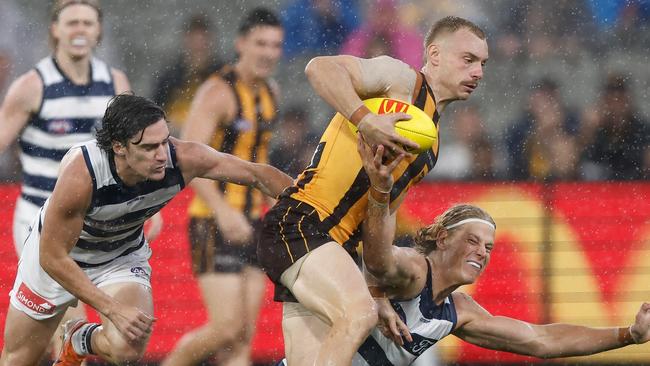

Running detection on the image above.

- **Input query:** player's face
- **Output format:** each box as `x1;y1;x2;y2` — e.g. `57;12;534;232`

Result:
51;4;101;60
124;119;171;182
437;29;488;101
237;25;284;79
446;222;495;285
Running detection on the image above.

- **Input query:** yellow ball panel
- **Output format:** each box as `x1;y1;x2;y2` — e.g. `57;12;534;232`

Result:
348;97;437;154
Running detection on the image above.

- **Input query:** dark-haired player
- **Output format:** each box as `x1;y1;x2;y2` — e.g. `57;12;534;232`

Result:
0;94;292;366
162;7;284;366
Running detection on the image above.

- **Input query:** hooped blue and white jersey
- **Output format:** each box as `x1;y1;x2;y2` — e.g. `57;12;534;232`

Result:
19;56;115;208
37;140;184;268
354;259;458;366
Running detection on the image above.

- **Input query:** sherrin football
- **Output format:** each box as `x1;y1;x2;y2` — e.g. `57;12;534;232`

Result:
348;98;437;154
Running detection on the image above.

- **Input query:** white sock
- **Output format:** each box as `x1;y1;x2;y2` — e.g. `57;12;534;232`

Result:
71;323;101;355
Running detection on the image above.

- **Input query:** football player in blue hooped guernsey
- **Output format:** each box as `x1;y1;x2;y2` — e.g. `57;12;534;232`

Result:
0;0;137;257
0;94;293;366
0;0;159;359
352;136;650;366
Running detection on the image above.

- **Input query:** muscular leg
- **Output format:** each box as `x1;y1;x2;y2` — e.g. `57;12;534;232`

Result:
90;283;154;364
219;266;267;366
161;272;246;366
282;303;329;366
0;305;64;366
285;242;378;366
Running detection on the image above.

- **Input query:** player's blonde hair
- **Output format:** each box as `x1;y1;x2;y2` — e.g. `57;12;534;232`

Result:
414;204;495;255
49;0;103;50
424;16;485;48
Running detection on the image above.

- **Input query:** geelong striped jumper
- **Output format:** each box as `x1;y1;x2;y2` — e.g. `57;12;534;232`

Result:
19;56;115;208
354;260;457;366
37;140;184;267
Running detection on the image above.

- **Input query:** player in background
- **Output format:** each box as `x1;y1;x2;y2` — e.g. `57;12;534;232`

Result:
162;7;284;366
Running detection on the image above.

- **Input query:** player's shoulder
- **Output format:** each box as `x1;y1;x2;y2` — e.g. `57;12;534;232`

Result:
4;69;43;111
58;147;92;184
109;67;128;81
452;291;491;316
11;69;43;92
169;137;199;163
362;55;414;74
194;72;238;110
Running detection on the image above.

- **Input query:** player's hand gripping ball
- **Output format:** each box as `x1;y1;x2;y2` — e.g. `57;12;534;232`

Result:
349;98;437;154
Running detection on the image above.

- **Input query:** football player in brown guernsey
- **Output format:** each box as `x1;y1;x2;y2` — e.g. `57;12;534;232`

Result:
257;16;488;366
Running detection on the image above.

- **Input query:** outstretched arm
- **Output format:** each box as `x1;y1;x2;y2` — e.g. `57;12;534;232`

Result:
453;292;650;358
177;139;293;198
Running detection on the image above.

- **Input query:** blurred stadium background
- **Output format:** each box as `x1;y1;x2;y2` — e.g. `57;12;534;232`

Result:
0;0;648;365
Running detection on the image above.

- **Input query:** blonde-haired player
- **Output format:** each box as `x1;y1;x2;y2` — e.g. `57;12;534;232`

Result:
353;136;650;365
257;16;488;365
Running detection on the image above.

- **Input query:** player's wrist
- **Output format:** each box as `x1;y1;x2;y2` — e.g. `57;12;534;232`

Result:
368;185;390;207
350;104;371;127
618;326;638;345
629;325;643;344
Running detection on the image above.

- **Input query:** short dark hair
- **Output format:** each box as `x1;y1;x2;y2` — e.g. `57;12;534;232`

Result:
424;16;486;49
185;13;212;33
238;7;282;35
96;94;166;153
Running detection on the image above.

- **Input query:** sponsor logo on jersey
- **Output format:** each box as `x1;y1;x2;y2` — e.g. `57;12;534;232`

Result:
131;266;149;279
47;119;74;134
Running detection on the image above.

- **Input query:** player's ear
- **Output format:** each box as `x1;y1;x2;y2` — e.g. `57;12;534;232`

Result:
234;34;245;55
50;22;60;44
112;141;126;156
427;43;440;67
435;229;448;250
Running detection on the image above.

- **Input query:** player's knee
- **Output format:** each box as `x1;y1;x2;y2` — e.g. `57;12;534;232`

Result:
204;322;246;347
109;343;146;364
334;295;378;334
104;334;147;363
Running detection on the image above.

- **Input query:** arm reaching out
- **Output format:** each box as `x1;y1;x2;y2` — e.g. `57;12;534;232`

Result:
454;293;650;358
177;139;293;199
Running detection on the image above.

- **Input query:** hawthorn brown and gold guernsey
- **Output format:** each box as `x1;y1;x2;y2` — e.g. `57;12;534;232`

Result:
282;72;440;250
188;65;278;220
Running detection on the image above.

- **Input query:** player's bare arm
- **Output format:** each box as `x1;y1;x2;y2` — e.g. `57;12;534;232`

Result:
38;149;153;342
0;70;42;153
359;135;425;295
111;68;131;94
453;292;650;358
180;77;252;243
176;138;293;198
305;55;419;154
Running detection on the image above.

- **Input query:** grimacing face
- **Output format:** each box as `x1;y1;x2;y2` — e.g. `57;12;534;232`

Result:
443;221;495;285
236;25;284;80
436;28;489;101
51;4;101;60
122;119;171;182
